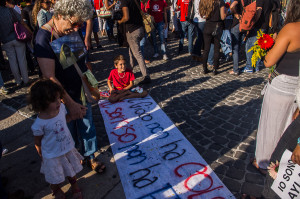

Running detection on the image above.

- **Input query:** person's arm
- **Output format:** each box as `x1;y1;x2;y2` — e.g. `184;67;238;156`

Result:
105;0;116;10
34;136;43;158
37;57;87;120
220;6;226;20
85;18;93;50
107;79;114;93
118;7;129;24
230;1;241;19
263;25;290;67
123;80;134;90
291;144;300;166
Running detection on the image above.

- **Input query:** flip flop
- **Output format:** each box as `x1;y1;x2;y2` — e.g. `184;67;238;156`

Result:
250;158;267;176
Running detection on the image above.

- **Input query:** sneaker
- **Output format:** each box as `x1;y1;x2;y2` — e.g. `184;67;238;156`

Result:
139;76;151;85
163;54;169;60
0;86;8;95
153;53;159;58
242;68;253;73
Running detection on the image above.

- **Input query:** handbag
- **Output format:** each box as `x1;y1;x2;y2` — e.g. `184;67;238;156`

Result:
99;0;112;18
10;9;32;42
43;24;100;104
133;0;155;36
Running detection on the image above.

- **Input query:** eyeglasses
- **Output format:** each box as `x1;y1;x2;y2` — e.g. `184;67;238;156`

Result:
67;17;83;29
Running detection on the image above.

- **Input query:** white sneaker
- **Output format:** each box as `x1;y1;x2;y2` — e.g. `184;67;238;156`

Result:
153;53;159;58
0;86;8;95
163;54;169;60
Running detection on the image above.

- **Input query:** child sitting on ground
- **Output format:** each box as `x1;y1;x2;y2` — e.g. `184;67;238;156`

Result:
107;55;148;103
28;79;83;199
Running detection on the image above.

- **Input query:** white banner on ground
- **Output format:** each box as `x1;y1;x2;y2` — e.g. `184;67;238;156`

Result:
99;96;234;199
271;150;300;198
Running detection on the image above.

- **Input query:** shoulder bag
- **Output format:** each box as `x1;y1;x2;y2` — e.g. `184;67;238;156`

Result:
10;9;32;42
133;0;155;36
99;0;112;19
43;24;100;104
239;0;257;32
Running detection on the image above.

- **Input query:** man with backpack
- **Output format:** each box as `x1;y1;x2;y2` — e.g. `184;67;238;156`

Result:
233;0;273;73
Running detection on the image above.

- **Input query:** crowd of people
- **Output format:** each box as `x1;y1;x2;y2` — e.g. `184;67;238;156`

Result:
0;0;299;198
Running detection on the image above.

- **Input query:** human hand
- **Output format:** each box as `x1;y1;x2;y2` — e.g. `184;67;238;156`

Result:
291;145;300;166
67;101;87;120
84;37;91;50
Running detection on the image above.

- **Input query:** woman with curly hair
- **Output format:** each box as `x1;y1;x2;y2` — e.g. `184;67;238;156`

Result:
253;0;300;178
199;0;227;75
34;0;106;187
32;0;52;28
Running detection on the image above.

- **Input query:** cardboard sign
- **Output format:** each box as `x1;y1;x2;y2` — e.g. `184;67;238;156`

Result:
99;96;234;199
271;150;300;199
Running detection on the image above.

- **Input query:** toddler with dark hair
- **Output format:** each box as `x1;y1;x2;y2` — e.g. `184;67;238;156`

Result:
28;79;83;199
107;55;148;103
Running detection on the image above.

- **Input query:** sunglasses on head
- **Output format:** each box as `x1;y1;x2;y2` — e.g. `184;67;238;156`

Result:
67;17;83;28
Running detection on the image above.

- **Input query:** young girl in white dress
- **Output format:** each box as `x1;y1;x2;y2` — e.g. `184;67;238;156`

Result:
28;79;84;199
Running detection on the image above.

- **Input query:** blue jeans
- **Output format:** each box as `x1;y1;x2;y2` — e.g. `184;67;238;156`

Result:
179;21;195;53
193;21;205;56
67;102;97;159
245;29;265;71
151;21;166;55
140;33;147;57
208;44;214;65
106;18;114;37
231;24;244;73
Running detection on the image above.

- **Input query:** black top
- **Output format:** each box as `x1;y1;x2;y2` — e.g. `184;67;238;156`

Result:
21;5;34;31
34;29;87;100
120;0;143;33
276;51;300;77
207;0;225;22
255;0;272;30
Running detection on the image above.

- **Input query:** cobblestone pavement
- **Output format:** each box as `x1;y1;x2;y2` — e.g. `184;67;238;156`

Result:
0;33;268;198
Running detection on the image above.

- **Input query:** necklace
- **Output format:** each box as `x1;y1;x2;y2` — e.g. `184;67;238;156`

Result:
118;71;125;78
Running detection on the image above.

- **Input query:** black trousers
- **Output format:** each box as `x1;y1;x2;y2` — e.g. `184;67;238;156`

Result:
262;116;300;198
202;21;223;69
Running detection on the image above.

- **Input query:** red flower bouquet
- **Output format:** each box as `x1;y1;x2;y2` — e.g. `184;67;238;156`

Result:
248;30;275;67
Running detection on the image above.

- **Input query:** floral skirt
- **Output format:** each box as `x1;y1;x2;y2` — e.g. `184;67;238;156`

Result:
41;148;83;185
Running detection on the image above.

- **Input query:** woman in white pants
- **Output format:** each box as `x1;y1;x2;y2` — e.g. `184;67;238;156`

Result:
0;3;28;86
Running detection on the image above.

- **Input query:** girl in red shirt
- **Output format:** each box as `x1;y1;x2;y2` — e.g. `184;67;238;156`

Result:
107;55;148;103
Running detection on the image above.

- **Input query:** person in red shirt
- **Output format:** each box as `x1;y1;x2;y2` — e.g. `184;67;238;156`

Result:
107;55;148;103
176;0;195;55
146;0;169;60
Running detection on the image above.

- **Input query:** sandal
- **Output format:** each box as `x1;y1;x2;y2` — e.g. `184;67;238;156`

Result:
72;188;83;199
250;158;268;176
89;159;106;174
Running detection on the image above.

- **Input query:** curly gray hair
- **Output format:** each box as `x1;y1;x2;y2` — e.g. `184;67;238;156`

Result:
54;0;93;21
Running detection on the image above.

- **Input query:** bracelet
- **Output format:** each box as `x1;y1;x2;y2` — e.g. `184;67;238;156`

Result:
298;137;300;146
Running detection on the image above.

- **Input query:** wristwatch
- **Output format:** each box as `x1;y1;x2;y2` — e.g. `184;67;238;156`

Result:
298;137;300;146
